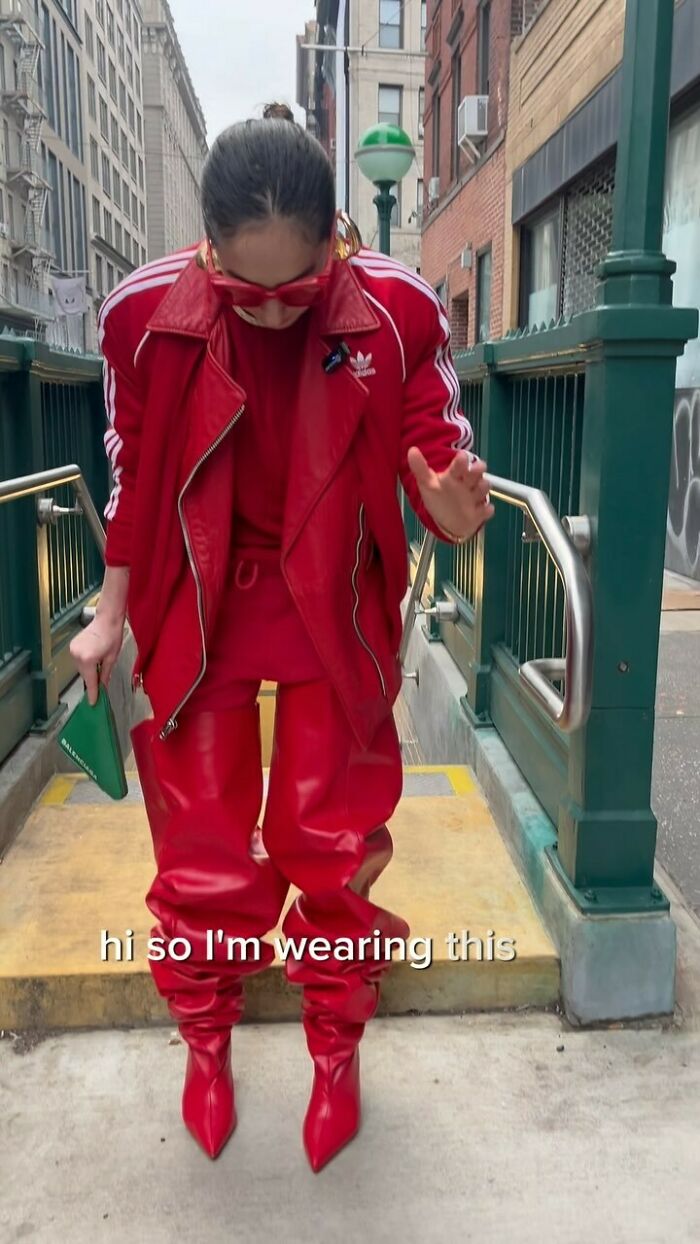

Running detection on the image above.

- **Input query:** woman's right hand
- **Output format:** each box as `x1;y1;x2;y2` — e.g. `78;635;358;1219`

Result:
69;610;126;706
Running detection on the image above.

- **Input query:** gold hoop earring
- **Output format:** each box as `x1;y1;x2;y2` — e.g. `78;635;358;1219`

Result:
334;211;362;260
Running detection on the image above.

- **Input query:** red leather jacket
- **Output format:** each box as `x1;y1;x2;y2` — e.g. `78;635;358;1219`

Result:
99;245;473;747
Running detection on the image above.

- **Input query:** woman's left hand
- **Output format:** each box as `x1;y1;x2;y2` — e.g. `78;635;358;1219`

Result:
407;446;496;541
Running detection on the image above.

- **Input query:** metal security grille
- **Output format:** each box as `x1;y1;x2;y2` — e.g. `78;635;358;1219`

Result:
503;371;584;666
561;156;616;318
448;378;484;608
41;382;106;625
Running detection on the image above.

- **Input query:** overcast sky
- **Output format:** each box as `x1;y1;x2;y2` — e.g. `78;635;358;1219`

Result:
167;0;316;143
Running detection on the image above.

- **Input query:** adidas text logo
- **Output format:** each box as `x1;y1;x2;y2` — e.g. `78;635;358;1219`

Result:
350;351;376;378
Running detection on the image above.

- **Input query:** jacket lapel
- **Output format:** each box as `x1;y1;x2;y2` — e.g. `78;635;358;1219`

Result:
281;261;381;555
146;260;246;490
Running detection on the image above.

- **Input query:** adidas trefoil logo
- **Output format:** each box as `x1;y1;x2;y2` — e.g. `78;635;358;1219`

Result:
350;350;376;378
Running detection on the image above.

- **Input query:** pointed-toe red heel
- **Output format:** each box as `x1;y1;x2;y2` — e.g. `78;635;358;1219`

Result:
181;1031;236;1159
303;1048;361;1172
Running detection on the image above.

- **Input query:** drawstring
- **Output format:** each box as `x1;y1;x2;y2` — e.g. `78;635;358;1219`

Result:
234;558;259;591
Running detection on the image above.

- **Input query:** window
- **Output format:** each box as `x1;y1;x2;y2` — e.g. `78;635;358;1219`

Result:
87;76;96;120
129;145;136;178
421;0;427;50
125;3;131;39
435;279;447;308
476;247;492;342
99;96;109;140
416;178;424;225
379;0;402;49
101;152;111;195
138;156;144;190
85;15;94;59
117;28;125;67
103;207;112;244
450;51;461;181
121;128;128;166
95;254;103;293
431;91;440;178
418;87;425;139
126;48;133;85
119;78;126;115
113;168;120;206
128;95;135;131
133;22;139;52
65;47;81;159
520;208;560;328
96;0;105;27
131;190;137;223
107;261;114;292
109;59;117;101
140;201;145;232
97;38;106;82
90;137;99;178
390;183;401;228
107;5;115;46
136;112;142;144
141;245;147;265
450;294;469;349
111;114;119;153
132;237;139;265
378;84;401;127
92;194;100;232
117;0;123;16
477;1;491;97
135;65;140;99
115;220;122;252
124;227;130;258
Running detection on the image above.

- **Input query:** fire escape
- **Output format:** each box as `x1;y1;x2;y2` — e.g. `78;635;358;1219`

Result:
0;0;52;331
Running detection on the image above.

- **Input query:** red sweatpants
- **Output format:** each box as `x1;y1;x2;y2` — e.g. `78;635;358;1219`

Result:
133;545;409;1048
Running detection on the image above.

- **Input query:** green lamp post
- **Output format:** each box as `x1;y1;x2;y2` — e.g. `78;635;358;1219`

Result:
355;123;416;256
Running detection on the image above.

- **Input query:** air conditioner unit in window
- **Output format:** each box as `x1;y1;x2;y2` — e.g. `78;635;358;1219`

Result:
458;95;488;158
428;176;440;204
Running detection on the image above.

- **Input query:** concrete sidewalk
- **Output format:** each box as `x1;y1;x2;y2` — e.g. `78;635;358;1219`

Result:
2;867;699;1244
654;571;700;915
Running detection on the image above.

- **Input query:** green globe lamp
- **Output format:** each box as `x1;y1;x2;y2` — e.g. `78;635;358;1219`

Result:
355;123;416;256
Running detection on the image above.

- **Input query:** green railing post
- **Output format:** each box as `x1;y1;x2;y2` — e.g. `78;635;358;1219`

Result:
553;0;698;909
463;354;511;723
26;363;62;728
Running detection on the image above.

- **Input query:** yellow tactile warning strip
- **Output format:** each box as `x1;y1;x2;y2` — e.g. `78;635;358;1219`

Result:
1;766;559;1029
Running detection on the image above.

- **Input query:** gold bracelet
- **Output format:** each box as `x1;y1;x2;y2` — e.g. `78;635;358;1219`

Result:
435;519;470;544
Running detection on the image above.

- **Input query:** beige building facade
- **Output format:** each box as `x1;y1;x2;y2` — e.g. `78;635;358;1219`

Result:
141;0;206;261
81;0;149;349
348;0;427;267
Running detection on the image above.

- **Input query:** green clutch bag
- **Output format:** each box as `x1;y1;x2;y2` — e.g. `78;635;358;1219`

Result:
58;682;128;801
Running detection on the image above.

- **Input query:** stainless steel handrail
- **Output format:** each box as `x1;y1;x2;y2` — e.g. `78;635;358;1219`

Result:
0;464;106;559
401;473;594;733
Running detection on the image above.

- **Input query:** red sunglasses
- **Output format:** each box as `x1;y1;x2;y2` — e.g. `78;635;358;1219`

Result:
206;238;335;308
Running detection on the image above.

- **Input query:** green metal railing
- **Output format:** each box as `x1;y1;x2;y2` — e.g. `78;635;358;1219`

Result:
406;0;699;917
0;340;106;764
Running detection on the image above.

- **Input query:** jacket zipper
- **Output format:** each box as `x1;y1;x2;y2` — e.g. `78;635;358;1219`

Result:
158;404;245;739
352;503;387;698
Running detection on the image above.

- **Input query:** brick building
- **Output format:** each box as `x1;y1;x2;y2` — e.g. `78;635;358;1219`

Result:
421;1;539;347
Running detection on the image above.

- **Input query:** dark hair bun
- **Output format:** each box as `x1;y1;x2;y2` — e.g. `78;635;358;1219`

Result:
263;102;296;122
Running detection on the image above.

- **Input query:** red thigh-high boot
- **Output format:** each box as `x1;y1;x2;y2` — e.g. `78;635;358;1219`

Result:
131;704;289;1159
262;680;409;1173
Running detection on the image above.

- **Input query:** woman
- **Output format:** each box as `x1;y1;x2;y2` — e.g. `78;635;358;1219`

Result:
70;103;493;1172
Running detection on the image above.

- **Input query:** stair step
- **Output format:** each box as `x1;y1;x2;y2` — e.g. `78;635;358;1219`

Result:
0;767;559;1030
